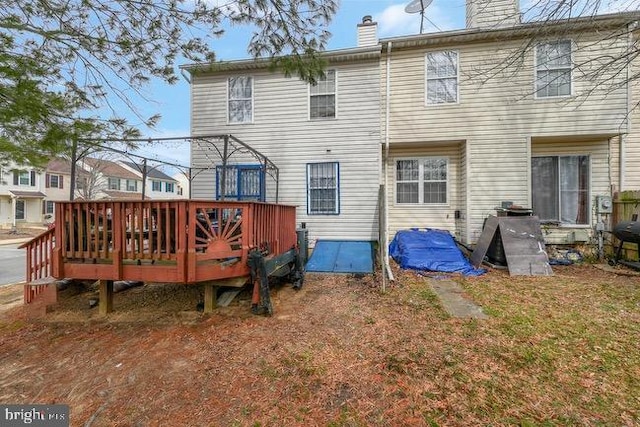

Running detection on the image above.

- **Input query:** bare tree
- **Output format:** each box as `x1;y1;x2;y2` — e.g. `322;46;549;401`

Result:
0;0;338;166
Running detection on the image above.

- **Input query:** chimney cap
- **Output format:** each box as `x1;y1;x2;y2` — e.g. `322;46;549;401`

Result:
361;15;374;25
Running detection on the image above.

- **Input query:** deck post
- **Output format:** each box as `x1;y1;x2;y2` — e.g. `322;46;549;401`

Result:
204;283;217;313
99;280;114;315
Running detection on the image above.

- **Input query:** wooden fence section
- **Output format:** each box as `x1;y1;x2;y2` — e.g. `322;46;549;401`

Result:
611;191;640;260
22;200;298;287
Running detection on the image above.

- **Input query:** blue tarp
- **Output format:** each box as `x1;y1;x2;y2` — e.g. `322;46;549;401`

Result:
306;240;374;274
390;229;486;276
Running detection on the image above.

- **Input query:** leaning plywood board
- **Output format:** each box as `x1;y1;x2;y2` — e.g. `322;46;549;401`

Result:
498;217;552;276
470;216;499;268
471;216;552;276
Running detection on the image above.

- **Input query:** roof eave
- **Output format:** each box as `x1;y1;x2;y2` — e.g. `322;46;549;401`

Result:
380;12;640;49
180;45;382;75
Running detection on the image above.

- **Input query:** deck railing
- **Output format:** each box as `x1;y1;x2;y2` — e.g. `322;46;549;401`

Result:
22;200;297;290
20;226;55;303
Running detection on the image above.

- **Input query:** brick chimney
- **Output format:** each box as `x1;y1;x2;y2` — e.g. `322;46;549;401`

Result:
357;15;378;47
466;0;521;28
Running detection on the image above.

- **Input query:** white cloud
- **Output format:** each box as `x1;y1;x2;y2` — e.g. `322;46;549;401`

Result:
375;1;462;38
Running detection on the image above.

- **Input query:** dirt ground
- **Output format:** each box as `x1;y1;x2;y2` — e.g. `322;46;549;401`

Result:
0;264;639;426
0;227;46;241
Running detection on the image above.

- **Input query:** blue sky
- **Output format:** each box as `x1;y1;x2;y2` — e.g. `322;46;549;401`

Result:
131;0;467;164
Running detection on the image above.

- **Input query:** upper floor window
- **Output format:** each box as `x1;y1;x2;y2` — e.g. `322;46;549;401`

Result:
165;182;174;193
46;173;63;189
310;70;336;119
126;179;138;192
13;170;36;187
307;162;339;214
426;51;458;105
532;155;589;224
535;40;572;98
228;76;253;123
151;180;162;192
396;158;448;204
108;178;120;190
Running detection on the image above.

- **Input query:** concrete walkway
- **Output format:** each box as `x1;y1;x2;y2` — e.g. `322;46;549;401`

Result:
428;278;489;319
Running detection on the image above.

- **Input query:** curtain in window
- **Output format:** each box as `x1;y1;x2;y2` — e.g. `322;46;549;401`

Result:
426;51;458;104
532;157;559;221
396;160;419;203
560;156;589;224
308;162;338;214
228;77;252;123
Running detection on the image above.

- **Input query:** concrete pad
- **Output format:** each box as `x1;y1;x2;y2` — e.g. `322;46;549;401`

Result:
428;279;489;319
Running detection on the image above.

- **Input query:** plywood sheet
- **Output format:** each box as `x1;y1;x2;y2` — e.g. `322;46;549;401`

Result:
470;216;499;268
496;216;552;276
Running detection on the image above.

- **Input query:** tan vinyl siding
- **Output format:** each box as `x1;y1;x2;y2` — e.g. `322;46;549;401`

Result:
386;29;631;244
386;143;463;240
190;59;381;245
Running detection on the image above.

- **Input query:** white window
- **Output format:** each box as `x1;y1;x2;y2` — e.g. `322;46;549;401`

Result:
307;162;339;215
151;180;162;192
46;174;63;188
228;76;253;123
126;179;138;192
108;178;120;190
310;70;336;119
426;51;458;105
535;40;572;98
396;158;448;204
45;200;55;214
532;155;589;225
14;170;35;186
165;182;174;193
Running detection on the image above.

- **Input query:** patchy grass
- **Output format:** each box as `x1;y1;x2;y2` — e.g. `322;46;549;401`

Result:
0;265;638;426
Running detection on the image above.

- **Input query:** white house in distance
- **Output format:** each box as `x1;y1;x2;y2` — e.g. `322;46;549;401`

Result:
182;2;640;251
78;158;144;200
0;163;46;229
119;161;180;200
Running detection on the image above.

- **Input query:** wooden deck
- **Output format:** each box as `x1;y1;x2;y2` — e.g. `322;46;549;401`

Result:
21;200;299;310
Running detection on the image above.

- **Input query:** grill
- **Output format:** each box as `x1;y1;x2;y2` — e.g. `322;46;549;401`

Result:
609;214;640;270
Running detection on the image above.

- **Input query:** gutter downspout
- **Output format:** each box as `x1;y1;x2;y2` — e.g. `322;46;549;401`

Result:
384;41;395;285
621;21;636;191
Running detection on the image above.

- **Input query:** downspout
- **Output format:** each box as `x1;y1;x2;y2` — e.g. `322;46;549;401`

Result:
384;41;395;284
620;21;636;191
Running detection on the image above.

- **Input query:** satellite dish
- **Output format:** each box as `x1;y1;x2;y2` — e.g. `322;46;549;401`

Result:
404;0;433;34
405;0;432;13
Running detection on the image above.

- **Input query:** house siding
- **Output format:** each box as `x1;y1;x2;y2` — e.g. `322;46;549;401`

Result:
383;29;631;244
190;58;381;245
386;143;464;240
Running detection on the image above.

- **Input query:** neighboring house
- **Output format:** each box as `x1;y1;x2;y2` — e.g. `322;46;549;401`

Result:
120;161;180;200
183;2;640;248
381;3;640;245
79;158;144;200
172;172;190;198
0;163;46;229
182;22;382;245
